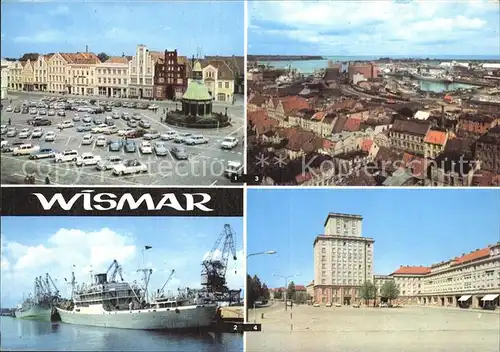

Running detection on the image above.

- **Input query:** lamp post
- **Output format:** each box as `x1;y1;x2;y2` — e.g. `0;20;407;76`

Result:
246;250;277;258
273;273;300;311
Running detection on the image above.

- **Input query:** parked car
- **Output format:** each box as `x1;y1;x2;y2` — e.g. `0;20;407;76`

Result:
5;106;13;112
160;131;177;140
1;125;6;135
54;149;79;163
2;141;24;153
108;140;122;152
139;120;151;129
57;110;66;116
126;128;146;139
153;142;168;156
103;126;119;135
95;136;107;147
105;116;115;126
224;161;243;178
12;143;40;156
184;135;209;145
6;127;17;137
39;108;47;115
14;106;21;113
313;303;320;307
21;106;29;114
75;153;102;167
44;131;57;142
82;115;92;123
326;303;332;307
112;111;120;119
174;132;191;143
132;113;142;121
113;159;147;175
29;148;56;160
91;123;108;134
72;113;81;121
29;107;37;115
48;109;56;116
32;118;52;126
143;130;160;140
31;127;44;138
96;156;123;171
171;145;188;160
77;123;93;132
127;120;138;128
139;141;153;154
121;112;130;121
118;128;134;136
124;140;137;153
57;120;74;130
148;104;159;110
93;117;103;125
18;128;31;139
221;136;238;149
81;134;94;145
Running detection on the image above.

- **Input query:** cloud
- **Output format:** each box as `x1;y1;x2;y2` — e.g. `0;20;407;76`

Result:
13;30;66;44
249;0;500;55
49;5;69;16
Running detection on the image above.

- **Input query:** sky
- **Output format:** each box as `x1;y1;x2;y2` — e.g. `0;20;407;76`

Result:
1;1;244;58
247;189;500;289
0;217;243;308
249;0;500;57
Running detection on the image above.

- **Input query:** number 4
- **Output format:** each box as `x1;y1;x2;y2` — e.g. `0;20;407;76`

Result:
253;325;257;330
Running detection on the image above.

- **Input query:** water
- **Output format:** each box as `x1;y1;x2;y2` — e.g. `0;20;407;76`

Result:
418;80;477;93
0;316;243;351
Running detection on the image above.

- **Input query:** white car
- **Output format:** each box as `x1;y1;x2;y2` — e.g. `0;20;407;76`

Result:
112;159;148;175
184;135;209;145
44;131;57;142
160;131;177;140
57;120;74;129
103;126;119;135
73;113;81;122
174;132;192;143
81;134;93;145
95;136;107;147
75;153;102;167
5;106;13;112
12;143;40;156
31;128;43;138
91;123;108;134
139;141;153;154
224;161;243;178
221;136;238;149
18;128;31;139
118;128;134;136
1;125;7;135
29;107;37;115
54;150;79;163
96;156;123;171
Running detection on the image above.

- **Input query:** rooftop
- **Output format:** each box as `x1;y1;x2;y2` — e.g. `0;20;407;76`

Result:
324;213;362;227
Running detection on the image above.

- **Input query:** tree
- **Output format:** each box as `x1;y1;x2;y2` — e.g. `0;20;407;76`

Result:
274;289;282;300
359;281;377;306
261;283;270;300
287;281;296;302
97;52;109;63
380;280;399;305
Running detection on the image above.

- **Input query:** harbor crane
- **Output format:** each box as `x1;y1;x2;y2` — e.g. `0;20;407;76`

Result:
158;269;175;297
201;224;237;295
106;260;124;283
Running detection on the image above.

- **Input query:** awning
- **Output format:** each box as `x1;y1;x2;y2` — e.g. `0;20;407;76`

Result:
481;294;499;301
458;295;472;302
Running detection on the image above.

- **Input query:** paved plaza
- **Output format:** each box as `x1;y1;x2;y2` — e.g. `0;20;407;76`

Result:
1;92;244;185
246;303;500;352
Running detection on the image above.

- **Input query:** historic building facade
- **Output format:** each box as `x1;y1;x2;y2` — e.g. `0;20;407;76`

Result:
7;61;24;91
47;53;70;94
1;59;9;100
21;60;34;91
33;55;51;92
96;56;130;98
201;60;235;103
64;53;100;96
153;50;187;100
313;213;375;305
128;44;160;99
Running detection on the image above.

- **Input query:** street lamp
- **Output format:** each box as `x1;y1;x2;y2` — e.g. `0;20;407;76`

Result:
273;273;300;311
247;250;277;258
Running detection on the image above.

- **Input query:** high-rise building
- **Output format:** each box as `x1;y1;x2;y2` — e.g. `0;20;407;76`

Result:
313;213;374;305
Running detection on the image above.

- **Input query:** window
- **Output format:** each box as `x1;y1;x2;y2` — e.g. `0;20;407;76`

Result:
225;81;229;89
218;82;222;88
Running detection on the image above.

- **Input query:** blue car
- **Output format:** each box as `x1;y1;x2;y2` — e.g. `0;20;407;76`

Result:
29;148;57;160
108;140;122;152
124;140;136;153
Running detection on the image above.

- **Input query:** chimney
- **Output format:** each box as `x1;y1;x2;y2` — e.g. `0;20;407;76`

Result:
85;45;88;53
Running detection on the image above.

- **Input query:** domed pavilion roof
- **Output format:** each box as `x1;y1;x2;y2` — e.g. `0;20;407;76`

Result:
182;80;212;101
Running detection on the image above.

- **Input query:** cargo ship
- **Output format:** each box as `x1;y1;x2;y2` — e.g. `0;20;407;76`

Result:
15;274;60;321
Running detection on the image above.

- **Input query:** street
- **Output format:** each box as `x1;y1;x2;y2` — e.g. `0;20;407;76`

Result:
1;92;244;185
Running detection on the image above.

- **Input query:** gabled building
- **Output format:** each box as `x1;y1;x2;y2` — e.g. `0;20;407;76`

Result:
153;50;187;100
62;52;101;96
1;60;9;99
33;54;52;92
96;56;130;98
47;53;69;94
424;129;448;159
7;60;24;91
200;60;236;103
21;60;34;91
128;44;159;99
390;119;431;156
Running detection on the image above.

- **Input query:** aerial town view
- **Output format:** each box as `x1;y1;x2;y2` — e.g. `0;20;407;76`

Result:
247;1;500;186
246;188;500;352
0;2;244;185
0;217;244;351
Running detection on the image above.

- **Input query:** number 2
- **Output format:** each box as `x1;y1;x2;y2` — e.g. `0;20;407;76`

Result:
233;324;238;331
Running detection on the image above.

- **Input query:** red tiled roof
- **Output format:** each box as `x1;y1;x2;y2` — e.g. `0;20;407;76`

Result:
361;139;373;152
402;152;427;178
272;96;310;115
295;285;307;291
344;117;362;132
391;266;431;275
452;247;490;265
105;56;129;64
311;111;326;121
248;109;277;135
249;94;267;107
425;130;447;145
323;139;336;149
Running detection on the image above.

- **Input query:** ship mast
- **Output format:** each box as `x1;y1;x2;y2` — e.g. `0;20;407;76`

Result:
137;268;153;303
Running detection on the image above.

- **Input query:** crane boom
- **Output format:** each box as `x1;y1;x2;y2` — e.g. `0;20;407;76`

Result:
159;269;175;295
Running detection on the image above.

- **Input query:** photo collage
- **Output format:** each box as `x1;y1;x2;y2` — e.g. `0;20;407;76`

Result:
1;1;499;352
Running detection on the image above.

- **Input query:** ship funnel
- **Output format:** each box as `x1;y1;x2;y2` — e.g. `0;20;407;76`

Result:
96;273;107;284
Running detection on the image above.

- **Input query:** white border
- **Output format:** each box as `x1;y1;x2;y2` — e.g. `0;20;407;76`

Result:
243;0;249;350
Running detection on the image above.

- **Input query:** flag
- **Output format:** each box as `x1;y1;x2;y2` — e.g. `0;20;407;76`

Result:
145;246;152;250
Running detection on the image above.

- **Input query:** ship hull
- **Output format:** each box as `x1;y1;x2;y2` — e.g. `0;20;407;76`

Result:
56;304;217;330
412;74;453;83
14;304;52;321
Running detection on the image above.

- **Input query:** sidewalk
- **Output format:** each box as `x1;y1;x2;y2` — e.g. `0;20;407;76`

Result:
7;90;244;108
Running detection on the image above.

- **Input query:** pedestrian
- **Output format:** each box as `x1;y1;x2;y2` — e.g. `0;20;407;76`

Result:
160;116;163;123
45;176;50;185
8;118;11;125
